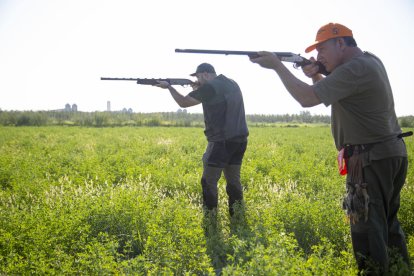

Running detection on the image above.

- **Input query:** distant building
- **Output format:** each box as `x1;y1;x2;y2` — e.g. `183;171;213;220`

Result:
116;107;133;114
62;103;78;112
107;101;111;112
177;108;187;113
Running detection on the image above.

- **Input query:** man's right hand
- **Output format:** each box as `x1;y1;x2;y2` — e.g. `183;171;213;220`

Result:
190;81;200;90
302;57;321;78
302;57;325;83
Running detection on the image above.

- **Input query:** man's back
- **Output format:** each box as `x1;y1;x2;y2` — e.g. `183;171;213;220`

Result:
192;74;248;142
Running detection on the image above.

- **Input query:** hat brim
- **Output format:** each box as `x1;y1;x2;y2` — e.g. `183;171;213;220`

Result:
305;38;330;53
305;43;318;53
190;72;197;76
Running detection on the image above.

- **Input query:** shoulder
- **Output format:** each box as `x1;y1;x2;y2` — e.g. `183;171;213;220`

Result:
328;52;376;80
189;83;216;102
211;74;240;89
347;52;383;71
209;74;226;84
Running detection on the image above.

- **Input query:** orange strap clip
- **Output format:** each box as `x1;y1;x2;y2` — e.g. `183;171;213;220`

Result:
337;148;347;175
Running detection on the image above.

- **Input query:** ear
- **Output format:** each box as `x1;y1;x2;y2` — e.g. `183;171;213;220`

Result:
337;37;347;50
203;72;213;80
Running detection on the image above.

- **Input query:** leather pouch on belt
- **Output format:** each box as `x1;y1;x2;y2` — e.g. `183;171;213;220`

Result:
342;147;369;224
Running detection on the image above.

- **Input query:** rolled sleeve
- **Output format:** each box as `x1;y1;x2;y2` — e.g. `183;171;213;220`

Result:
314;61;361;106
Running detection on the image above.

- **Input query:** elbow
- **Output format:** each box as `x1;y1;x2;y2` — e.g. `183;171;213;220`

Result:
300;101;318;108
300;89;320;108
179;97;199;108
300;100;316;108
178;102;190;108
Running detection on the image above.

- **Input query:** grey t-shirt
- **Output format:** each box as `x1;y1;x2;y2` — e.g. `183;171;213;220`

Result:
189;74;249;142
314;52;406;159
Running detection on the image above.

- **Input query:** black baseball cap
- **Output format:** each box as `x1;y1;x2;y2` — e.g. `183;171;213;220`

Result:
190;63;216;76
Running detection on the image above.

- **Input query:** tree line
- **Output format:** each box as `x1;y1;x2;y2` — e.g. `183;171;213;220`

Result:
0;110;413;127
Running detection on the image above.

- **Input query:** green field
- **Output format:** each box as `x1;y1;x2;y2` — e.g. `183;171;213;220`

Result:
1;126;413;275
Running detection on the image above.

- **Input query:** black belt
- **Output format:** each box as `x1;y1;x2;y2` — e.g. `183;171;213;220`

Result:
398;131;413;138
343;131;412;159
343;144;372;158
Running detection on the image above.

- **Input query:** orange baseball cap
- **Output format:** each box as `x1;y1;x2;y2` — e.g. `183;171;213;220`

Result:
305;23;353;53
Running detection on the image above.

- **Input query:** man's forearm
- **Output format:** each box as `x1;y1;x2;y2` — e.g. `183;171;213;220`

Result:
168;86;200;108
272;60;321;107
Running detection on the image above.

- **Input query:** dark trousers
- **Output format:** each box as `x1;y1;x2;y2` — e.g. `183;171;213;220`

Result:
201;140;247;215
350;157;409;273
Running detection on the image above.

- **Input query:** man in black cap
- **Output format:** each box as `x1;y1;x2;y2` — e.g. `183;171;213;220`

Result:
156;63;249;217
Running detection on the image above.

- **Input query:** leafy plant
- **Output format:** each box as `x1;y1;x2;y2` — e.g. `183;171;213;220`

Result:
0;126;412;274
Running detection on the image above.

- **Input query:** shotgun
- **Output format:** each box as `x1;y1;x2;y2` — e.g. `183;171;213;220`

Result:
100;77;194;86
175;48;329;75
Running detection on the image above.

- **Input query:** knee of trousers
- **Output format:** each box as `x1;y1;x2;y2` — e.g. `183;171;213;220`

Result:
202;166;222;184
201;177;218;209
224;165;243;197
201;167;222;209
224;165;241;184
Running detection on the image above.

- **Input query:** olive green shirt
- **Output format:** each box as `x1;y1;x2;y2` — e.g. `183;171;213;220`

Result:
314;52;406;159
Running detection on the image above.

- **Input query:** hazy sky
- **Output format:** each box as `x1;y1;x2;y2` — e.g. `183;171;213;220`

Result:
1;0;413;116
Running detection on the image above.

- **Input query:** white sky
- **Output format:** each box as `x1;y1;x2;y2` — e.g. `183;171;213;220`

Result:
1;0;413;116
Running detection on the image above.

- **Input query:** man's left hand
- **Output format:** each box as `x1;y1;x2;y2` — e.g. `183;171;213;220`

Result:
155;81;170;89
249;51;281;69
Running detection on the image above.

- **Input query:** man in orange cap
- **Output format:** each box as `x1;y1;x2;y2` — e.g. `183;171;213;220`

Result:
250;23;411;273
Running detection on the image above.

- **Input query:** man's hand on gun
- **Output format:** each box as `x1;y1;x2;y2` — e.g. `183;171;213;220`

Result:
301;57;325;82
250;53;325;82
301;57;320;78
249;51;282;69
155;80;200;90
155;80;171;89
